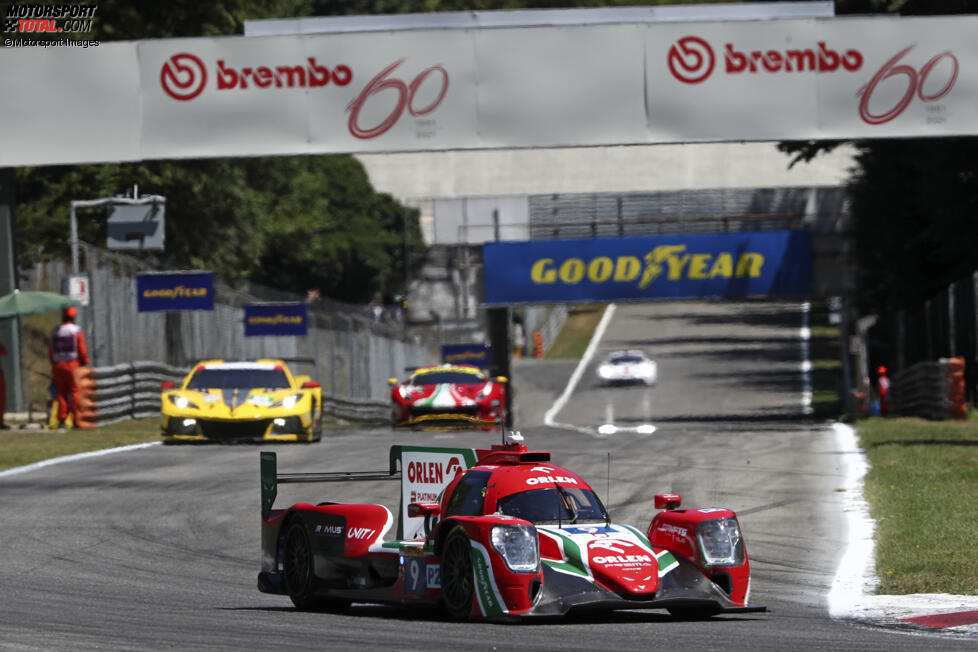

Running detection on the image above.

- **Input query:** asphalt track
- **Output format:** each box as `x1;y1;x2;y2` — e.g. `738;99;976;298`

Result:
2;300;976;651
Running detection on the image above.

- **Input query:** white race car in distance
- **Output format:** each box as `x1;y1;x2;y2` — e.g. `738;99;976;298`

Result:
597;349;658;387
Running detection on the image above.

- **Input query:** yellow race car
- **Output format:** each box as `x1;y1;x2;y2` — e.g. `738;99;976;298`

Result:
160;359;323;444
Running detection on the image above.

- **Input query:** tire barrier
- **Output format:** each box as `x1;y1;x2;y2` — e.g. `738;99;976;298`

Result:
77;361;392;428
890;356;967;421
74;366;98;429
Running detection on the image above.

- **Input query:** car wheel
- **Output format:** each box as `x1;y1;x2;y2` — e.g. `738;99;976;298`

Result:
440;526;475;620
282;521;349;612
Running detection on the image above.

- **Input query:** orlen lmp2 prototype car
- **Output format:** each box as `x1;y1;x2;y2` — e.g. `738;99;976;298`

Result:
388;364;507;430
597;349;658;387
257;432;764;621
161;359;323;444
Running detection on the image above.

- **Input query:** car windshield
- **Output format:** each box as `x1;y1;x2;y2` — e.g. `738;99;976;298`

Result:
496;487;608;525
610;355;645;364
187;368;290;390
411;371;485;385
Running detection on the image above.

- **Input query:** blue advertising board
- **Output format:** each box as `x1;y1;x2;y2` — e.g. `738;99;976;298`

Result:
136;271;214;312
483;231;811;305
441;343;491;367
244;302;308;336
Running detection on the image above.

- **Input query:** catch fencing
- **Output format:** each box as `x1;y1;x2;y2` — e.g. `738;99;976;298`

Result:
24;242;440;404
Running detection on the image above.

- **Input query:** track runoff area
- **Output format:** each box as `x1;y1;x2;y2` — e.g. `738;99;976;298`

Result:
538;300;978;636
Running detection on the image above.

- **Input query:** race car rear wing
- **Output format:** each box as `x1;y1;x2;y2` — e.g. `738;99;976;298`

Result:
260;450;400;519
261;445;479;539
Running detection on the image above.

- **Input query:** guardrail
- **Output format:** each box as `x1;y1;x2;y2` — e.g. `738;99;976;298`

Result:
890;357;966;421
84;361;392;427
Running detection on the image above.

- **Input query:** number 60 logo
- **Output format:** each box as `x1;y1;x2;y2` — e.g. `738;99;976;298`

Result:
858;45;958;125
346;58;449;139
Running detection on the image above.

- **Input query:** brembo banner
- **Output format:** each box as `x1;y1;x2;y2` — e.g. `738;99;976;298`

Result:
482;231;812;305
0;15;976;166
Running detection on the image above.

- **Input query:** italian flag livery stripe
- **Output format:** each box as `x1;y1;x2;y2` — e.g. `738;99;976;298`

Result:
538;523;679;581
469;541;506;618
619;523;679;576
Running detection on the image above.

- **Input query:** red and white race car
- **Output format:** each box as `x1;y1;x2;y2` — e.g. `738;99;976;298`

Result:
257;433;764;621
388;364;507;430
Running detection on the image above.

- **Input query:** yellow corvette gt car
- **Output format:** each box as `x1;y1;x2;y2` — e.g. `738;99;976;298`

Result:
160;359;323;444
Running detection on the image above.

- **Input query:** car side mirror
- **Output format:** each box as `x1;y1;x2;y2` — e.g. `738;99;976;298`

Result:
160;381;175;390
301;381;320;389
408;502;442;538
387;377;399;386
654;493;682;510
407;502;441;519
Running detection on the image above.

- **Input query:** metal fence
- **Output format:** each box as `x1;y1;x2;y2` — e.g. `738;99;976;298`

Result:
23;242;440;402
528;186;848;239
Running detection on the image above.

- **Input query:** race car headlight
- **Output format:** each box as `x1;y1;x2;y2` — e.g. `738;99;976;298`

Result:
271;393;303;409
598;366;613;379
167;395;199;410
696;517;745;567
490;524;539;573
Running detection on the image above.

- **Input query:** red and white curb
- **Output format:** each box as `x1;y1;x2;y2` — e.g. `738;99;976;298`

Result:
830;422;978;636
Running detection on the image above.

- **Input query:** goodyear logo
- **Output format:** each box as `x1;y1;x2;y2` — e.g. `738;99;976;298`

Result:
141;285;210;299
483;232;811;305
244;302;307;336
247;314;303;326
136;271;214;312
530;245;764;288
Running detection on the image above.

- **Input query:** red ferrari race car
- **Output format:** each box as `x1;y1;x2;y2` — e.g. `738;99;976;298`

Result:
388;364;507;430
257;433;764;621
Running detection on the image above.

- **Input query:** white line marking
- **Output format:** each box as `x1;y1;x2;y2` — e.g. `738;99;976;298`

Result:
801;301;813;415
827;422;876;618
544;303;616;434
0;442;162;479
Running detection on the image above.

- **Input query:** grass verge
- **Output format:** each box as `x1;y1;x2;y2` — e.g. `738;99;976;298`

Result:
808;301;843;420
0;417;160;472
858;416;978;595
545;304;607;359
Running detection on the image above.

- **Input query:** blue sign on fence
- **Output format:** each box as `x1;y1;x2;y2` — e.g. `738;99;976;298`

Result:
441;343;491;367
483;231;811;305
244;302;308;337
136;271;214;312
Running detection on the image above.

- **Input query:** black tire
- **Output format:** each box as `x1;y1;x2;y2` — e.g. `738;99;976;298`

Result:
667;606;720;620
440;526;475;620
282;521;349;612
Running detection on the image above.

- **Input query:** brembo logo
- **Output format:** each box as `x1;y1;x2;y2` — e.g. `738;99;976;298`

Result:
160;53;207;101
668;35;863;84
159;52;351;101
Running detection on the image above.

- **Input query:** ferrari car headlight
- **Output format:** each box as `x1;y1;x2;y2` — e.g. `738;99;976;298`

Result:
167;395;199;410
598;366;614;379
490;524;539;573
271;393;303;409
697;517;745;567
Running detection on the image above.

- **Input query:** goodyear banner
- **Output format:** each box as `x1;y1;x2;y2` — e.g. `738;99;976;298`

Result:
136;271;214;312
441;343;491;367
244;302;308;336
483;231;811;305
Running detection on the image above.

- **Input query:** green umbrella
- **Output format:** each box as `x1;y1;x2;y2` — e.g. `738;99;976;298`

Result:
0;290;80;319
